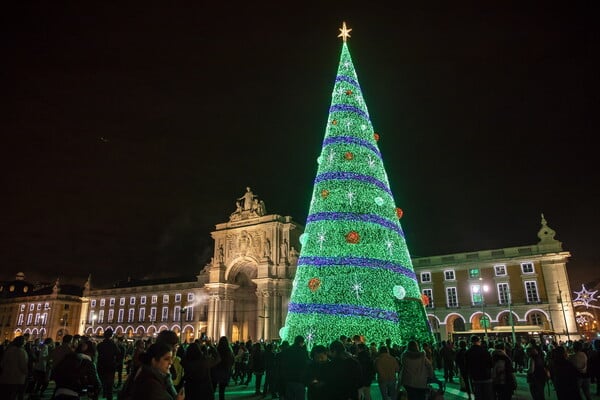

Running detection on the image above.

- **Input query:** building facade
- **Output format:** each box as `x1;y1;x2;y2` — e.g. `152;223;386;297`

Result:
0;202;582;344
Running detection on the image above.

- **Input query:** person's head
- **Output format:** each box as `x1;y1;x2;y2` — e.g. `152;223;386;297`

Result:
329;340;346;356
470;335;481;346
495;342;505;351
141;342;173;375
311;345;329;363
43;338;53;346
135;339;145;350
184;342;202;362
76;339;96;359
104;329;114;339
293;335;305;347
407;340;420;352
156;330;179;351
573;340;583;352
12;336;25;347
379;345;389;354
62;334;74;345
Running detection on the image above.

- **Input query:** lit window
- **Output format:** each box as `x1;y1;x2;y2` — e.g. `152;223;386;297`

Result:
151;295;157;304
29;304;34;311
27;313;33;325
521;262;534;274
36;303;42;311
497;283;510;305
494;265;507;276
163;295;169;304
444;270;455;281
187;293;194;302
98;310;104;323
422;289;433;308
109;298;115;306
44;302;50;310
150;307;157;322
186;306;194;322
420;272;431;283
17;314;24;325
91;300;96;308
446;287;458;307
161;307;169;321
20;304;25;312
529;312;544;325
469;269;480;279
128;309;135;323
100;298;106;307
130;297;136;305
119;298;126;306
107;309;114;322
471;285;483;304
140;296;146;305
175;294;181;303
174;306;181;321
525;281;540;303
139;308;145;322
118;309;124;323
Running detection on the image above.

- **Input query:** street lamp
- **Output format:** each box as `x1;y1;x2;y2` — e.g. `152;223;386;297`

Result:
477;279;490;342
507;287;517;345
180;307;187;345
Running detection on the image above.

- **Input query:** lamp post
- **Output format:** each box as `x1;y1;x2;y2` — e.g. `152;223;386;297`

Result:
478;279;490;342
180;307;187;345
507;287;517;345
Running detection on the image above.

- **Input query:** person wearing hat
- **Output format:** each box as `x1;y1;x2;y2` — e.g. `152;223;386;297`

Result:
97;329;120;400
465;335;493;400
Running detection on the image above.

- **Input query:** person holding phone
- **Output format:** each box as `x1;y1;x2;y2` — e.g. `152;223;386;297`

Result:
132;342;185;400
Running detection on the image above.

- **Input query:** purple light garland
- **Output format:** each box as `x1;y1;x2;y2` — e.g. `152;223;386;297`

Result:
297;255;417;282
306;212;404;238
329;104;370;121
335;75;361;90
288;302;399;323
322;136;381;159
314;171;392;196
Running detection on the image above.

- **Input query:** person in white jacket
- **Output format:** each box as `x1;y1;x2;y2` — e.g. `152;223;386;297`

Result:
0;336;29;400
400;340;434;400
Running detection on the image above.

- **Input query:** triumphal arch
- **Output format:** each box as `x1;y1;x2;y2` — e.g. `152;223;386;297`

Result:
203;187;302;342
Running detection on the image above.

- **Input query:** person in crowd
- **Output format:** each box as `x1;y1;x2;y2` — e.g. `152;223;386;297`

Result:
465;335;493;400
526;343;547;400
569;340;592;400
439;341;456;383
0;336;29;400
32;337;54;399
155;329;182;398
306;345;330;400
115;337;126;388
132;342;185;400
51;338;101;400
326;340;362;400
131;340;146;376
280;335;309;400
52;335;75;370
375;345;399;400
262;342;277;399
232;342;249;385
211;336;235;400
249;342;266;395
273;340;289;399
356;343;375;400
454;340;471;399
181;341;221;400
548;346;581;400
512;342;526;373
589;339;600;396
97;329;120;400
399;340;433;400
491;342;516;400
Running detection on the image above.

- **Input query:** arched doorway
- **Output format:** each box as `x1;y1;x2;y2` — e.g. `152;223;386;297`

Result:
446;314;466;337
228;260;258;341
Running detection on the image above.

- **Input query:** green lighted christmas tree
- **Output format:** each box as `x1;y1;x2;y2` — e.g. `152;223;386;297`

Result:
280;22;434;347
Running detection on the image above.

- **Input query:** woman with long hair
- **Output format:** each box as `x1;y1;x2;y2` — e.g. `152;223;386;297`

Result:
211;336;234;400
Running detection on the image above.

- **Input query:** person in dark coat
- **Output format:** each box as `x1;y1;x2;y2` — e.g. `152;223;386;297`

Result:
306;345;330;400
356;343;375;400
465;335;493;400
280;335;309;400
97;329;120;400
547;346;581;400
211;336;234;400
454;340;471;398
132;342;184;400
181;342;221;400
491;342;516;400
249;342;266;395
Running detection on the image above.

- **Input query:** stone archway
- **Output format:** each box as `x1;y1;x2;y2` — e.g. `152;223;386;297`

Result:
228;261;258;341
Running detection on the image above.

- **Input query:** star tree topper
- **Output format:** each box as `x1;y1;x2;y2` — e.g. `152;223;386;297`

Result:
338;21;352;42
573;284;598;308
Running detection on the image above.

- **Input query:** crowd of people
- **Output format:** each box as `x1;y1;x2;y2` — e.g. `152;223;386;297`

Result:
1;330;600;400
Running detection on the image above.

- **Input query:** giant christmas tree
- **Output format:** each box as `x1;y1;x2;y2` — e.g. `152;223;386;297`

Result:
280;23;434;347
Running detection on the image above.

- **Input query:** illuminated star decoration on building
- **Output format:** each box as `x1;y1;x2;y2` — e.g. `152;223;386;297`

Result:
573;284;599;309
338;21;352;42
576;314;588;325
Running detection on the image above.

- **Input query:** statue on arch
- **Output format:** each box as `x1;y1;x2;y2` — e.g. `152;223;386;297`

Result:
237;187;256;211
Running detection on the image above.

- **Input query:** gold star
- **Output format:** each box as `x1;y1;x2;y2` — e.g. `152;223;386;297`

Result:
338;21;352;42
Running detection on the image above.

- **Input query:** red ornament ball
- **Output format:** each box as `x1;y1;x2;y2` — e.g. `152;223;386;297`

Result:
308;278;321;292
345;231;360;244
345;89;353;95
396;208;404;219
320;189;329;199
373;132;380;141
344;151;354;160
331;119;338;125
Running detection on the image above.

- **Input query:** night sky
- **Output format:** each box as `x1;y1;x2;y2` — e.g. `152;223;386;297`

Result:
2;4;598;288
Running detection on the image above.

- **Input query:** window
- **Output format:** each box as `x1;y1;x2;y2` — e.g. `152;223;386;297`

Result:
186;306;194;322
525;281;540;303
41;313;48;325
29;304;34;311
444;270;455;281
163;295;169;304
91;300;97;308
174;306;181;321
469;269;480;279
150;307;157;322
107;309;114;322
89;310;95;323
20;304;25;312
119;297;126;306
420;272;431;283
128;309;135;323
139;308;145;322
175;293;181;303
130;297;136;305
446;287;458;307
37;303;42;311
494;265;507;276
521;262;534;274
109;298;115;306
100;298;106;307
27;313;33;325
35;313;40;324
118;309;124;323
98;310;104;323
44;302;50;310
497;283;510;305
471;285;483;304
529;312;544;325
151;295;157;304
161;307;169;322
187;293;194;302
17;314;24;325
422;289;433;308
140;296;146;305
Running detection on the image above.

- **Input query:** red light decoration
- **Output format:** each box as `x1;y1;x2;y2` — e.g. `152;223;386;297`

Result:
346;89;353;95
344;152;354;160
320;189;329;199
396;208;404;219
332;119;338;125
421;294;430;306
373;133;380;141
308;278;321;292
345;231;360;244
